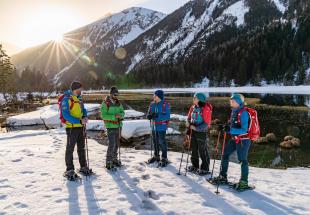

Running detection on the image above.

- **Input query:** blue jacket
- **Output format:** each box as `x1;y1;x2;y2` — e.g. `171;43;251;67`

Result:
189;105;208;132
61;90;87;125
147;100;170;132
230;105;249;135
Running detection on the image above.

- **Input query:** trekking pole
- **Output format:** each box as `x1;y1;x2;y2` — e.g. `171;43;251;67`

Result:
215;132;227;195
184;128;193;176
149;119;153;159
83;126;90;180
210;130;221;179
118;118;122;165
177;140;186;175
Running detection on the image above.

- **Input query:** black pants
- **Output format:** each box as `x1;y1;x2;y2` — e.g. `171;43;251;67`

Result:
190;130;210;171
65;127;87;171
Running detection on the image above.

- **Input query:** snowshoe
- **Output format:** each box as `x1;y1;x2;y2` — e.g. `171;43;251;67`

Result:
157;158;170;168
113;160;123;168
207;175;228;185
78;167;94;176
63;170;81;181
197;169;211;176
106;162;117;172
146;156;160;164
186;166;199;173
229;180;255;192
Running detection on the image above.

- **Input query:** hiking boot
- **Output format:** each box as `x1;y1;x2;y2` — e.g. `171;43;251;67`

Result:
64;170;79;181
106;161;115;170
212;175;228;184
234;180;248;190
198;169;210;176
187;166;199;173
158;158;169;167
147;156;160;164
113;160;122;167
79;166;93;176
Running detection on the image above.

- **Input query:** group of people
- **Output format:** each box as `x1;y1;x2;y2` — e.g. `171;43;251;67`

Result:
60;81;253;190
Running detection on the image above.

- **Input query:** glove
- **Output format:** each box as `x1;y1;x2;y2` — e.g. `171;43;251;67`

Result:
223;124;230;132
183;135;190;149
147;113;158;120
147;114;152;120
218;124;224;131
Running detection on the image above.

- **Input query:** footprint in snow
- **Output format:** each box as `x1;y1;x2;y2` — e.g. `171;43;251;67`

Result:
11;158;22;162
13;202;28;208
141;199;157;210
144;190;160;200
51;188;62;192
20;171;34;175
0;195;7;200
141;174;150;180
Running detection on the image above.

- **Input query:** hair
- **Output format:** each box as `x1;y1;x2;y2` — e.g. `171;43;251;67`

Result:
198;101;206;108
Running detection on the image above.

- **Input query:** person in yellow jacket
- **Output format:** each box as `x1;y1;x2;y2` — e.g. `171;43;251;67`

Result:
60;81;91;180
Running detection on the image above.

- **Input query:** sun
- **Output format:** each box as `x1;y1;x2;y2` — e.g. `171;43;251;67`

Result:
53;34;63;43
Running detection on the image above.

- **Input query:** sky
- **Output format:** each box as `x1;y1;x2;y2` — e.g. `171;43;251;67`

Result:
0;0;189;54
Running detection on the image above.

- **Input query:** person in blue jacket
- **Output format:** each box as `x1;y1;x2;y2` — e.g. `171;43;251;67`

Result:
213;93;251;189
60;81;91;180
146;90;171;167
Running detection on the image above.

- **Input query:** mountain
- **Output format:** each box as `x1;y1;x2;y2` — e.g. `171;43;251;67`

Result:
125;0;310;87
11;7;165;87
11;0;310;89
0;42;22;56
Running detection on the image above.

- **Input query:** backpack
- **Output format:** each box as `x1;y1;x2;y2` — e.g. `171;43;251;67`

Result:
188;102;213;127
237;107;260;141
58;94;74;124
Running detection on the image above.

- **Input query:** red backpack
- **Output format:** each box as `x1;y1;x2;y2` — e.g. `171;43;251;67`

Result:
238;107;260;141
58;94;74;124
188;103;213;127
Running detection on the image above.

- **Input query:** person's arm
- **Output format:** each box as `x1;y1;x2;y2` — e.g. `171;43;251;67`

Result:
101;102;117;121
61;97;81;124
119;104;125;119
82;102;87;118
194;122;208;132
230;111;249;135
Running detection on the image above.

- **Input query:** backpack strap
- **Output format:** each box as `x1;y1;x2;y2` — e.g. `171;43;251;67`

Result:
237;107;247;124
69;96;75;110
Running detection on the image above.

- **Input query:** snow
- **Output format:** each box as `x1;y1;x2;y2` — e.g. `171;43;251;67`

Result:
6;104;144;128
194;77;210;88
223;0;249;26
0;129;309;214
119;85;310;95
170;114;188;122
272;0;288;13
6;104;100;127
86;119;180;139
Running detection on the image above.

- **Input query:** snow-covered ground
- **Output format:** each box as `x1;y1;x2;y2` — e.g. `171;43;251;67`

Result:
0;129;309;214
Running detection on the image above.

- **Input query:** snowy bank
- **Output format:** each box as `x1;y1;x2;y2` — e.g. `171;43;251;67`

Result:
87;119;180;139
6;104;100;127
119;86;310;95
6;104;144;127
0;129;309;214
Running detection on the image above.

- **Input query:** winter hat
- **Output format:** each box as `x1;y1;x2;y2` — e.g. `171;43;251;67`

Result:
110;86;119;95
194;92;207;103
71;81;82;91
154;90;164;101
230;93;245;106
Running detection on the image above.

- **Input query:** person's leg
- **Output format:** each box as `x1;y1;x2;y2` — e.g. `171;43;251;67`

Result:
106;129;117;164
153;131;160;159
158;131;168;159
220;139;237;178
236;139;251;182
197;132;209;171
113;127;120;162
190;131;199;169
76;127;87;168
65;128;78;171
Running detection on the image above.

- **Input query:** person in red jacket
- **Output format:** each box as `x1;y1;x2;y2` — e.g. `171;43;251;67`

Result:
185;92;212;175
